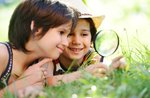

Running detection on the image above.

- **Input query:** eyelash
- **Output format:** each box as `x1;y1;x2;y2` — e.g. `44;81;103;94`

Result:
82;33;88;36
60;31;64;35
68;33;73;36
68;33;89;36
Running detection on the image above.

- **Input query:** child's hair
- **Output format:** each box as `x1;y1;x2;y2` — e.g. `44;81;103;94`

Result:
8;0;79;52
84;18;97;42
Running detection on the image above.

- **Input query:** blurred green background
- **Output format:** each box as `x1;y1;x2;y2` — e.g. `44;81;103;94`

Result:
0;0;21;41
0;0;150;47
85;0;150;47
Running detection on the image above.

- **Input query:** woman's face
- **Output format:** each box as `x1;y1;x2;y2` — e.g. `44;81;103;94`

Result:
35;21;72;60
62;19;92;60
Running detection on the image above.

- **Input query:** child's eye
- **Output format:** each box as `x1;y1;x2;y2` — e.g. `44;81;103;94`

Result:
81;33;88;36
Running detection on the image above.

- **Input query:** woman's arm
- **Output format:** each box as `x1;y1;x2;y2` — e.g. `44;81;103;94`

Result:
0;44;9;77
0;58;51;97
0;77;36;97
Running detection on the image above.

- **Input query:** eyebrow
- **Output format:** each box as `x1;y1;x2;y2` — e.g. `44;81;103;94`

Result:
61;28;71;33
82;29;90;32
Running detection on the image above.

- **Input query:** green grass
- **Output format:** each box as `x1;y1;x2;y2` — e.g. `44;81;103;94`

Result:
27;43;150;98
2;40;150;98
44;43;150;98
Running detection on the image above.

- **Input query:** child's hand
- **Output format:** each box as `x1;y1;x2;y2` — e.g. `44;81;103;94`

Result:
110;56;126;70
85;63;109;77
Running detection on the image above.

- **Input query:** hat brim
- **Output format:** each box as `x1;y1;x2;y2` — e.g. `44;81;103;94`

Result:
58;0;105;29
79;15;105;29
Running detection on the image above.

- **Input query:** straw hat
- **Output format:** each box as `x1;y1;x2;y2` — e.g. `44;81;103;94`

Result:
58;0;105;29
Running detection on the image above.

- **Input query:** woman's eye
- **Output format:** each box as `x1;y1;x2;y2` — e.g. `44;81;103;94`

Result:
60;31;64;35
68;33;73;36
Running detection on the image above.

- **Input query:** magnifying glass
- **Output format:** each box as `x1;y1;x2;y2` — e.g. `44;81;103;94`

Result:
93;30;119;62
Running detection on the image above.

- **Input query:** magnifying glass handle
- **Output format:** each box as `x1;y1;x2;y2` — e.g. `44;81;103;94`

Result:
100;56;104;62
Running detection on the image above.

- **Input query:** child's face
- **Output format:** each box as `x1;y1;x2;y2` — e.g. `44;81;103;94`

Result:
35;21;72;60
62;19;92;60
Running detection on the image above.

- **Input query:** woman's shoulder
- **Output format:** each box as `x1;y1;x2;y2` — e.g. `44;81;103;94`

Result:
0;43;9;75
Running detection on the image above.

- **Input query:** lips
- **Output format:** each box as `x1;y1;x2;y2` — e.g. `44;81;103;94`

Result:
69;47;83;53
57;46;64;53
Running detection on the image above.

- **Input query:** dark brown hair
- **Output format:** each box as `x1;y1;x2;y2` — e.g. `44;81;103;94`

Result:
8;0;79;52
84;18;97;42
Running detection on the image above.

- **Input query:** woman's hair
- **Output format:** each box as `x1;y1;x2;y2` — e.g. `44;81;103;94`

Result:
8;0;79;52
84;18;97;42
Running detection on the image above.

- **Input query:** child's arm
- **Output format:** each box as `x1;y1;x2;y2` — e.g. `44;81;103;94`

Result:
47;62;108;86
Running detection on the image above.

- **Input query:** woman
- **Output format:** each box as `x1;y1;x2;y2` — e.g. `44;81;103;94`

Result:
0;0;79;97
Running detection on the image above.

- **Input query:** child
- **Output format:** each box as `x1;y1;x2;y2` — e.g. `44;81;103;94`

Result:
53;0;105;75
47;0;125;86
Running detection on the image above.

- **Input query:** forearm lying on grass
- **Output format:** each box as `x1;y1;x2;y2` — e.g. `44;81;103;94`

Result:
0;77;37;97
47;71;82;86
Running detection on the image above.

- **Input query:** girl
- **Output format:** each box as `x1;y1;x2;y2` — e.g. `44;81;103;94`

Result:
0;0;79;97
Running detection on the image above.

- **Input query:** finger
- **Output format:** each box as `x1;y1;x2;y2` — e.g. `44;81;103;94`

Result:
35;58;51;67
94;73;106;78
40;67;47;71
120;58;126;65
119;64;126;69
112;55;123;62
113;58;126;69
96;63;109;70
43;71;48;76
41;67;48;74
42;70;48;78
97;68;107;74
32;82;44;88
119;61;126;69
17;89;25;98
23;86;35;96
40;67;48;83
93;68;107;77
111;61;121;69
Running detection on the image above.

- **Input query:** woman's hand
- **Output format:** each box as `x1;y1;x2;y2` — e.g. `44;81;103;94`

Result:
18;58;51;87
17;85;45;98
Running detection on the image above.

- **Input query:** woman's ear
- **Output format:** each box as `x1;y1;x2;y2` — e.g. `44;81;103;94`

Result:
30;20;42;39
30;20;34;31
30;20;36;38
31;20;38;33
30;20;39;38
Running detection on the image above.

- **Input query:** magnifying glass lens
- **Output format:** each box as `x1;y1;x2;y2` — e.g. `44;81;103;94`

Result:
94;30;119;57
